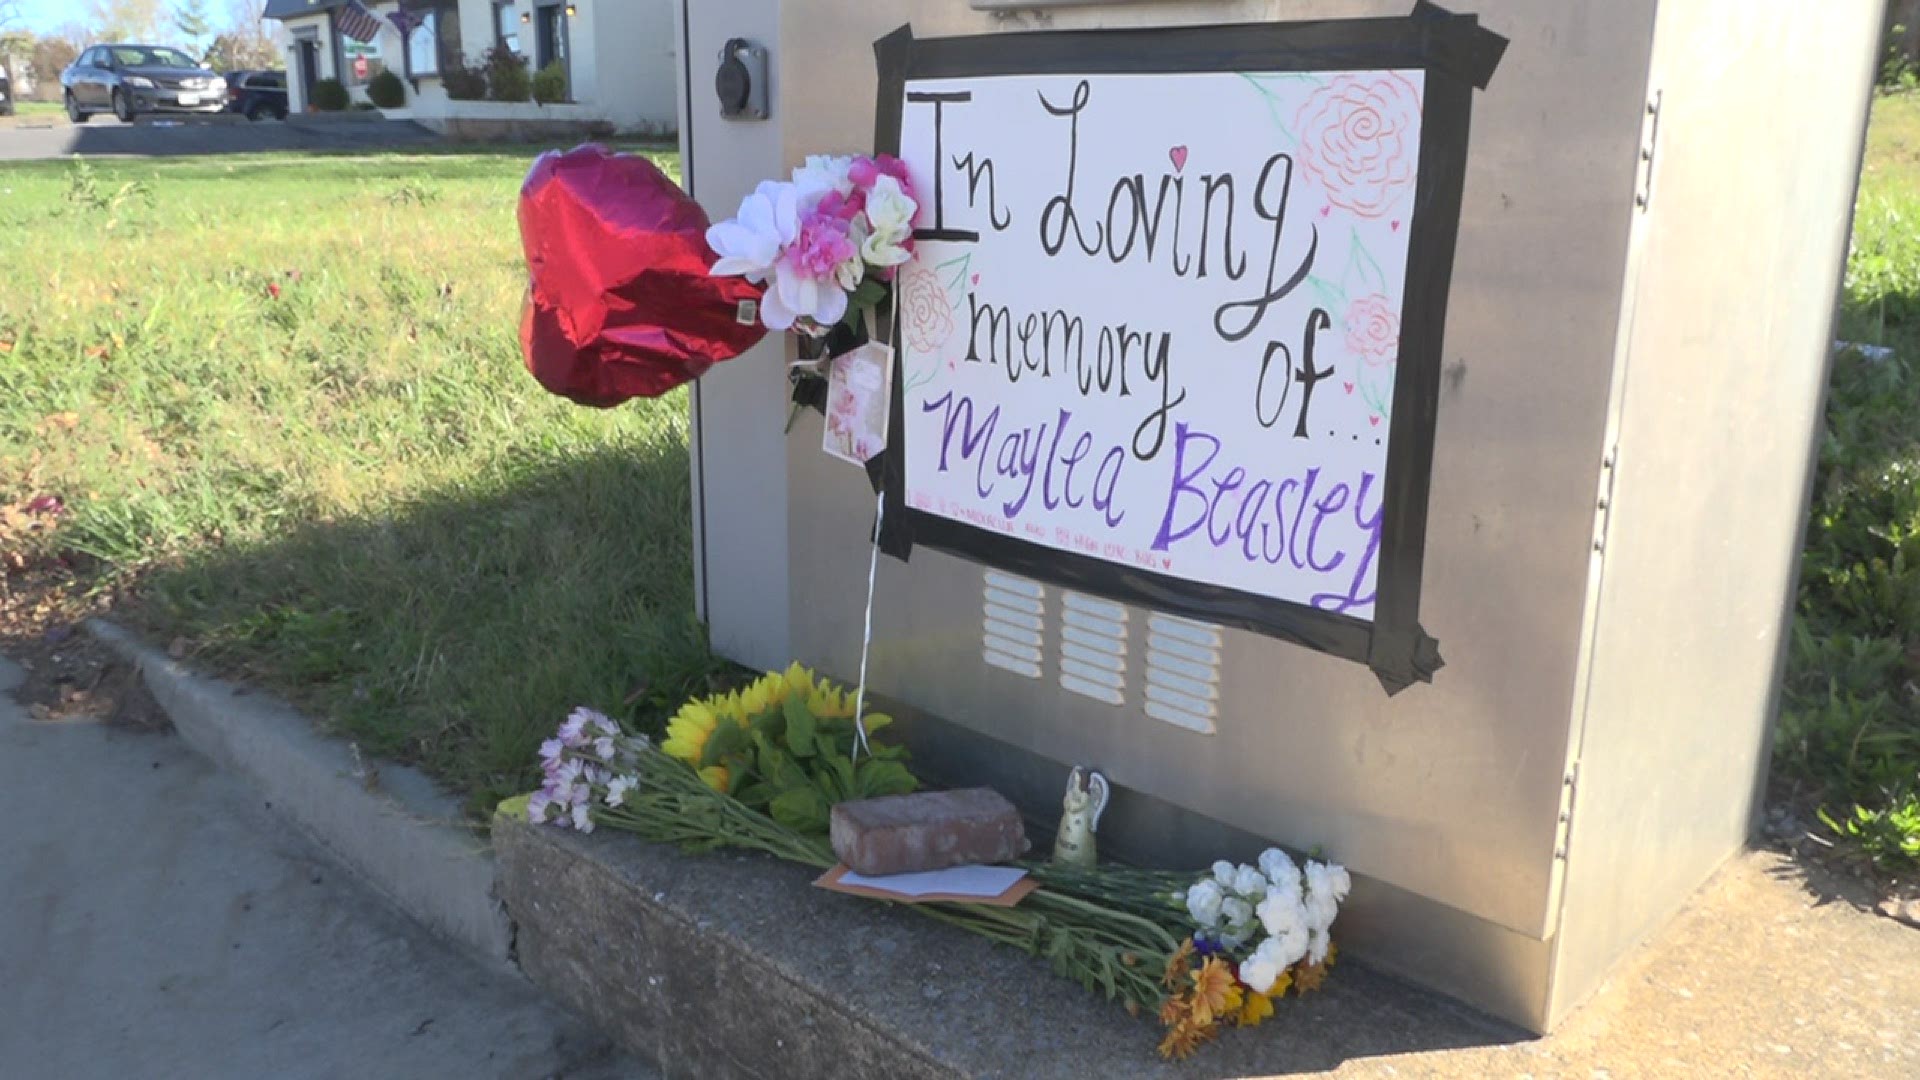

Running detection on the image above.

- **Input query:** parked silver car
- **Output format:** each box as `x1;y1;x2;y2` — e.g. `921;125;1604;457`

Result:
62;44;228;124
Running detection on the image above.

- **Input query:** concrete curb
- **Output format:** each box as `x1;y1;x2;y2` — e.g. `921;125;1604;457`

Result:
86;620;515;970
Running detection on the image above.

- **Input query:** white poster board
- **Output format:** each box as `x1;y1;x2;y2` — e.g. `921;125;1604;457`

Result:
894;70;1424;621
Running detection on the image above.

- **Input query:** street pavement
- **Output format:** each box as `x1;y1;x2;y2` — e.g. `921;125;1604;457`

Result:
0;656;644;1080
0;113;441;161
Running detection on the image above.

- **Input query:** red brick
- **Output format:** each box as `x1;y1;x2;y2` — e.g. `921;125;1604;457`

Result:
829;789;1029;876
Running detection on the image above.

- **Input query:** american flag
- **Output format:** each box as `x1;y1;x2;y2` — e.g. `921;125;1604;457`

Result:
335;1;385;44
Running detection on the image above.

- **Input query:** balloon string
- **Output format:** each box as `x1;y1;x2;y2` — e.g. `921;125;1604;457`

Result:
851;488;883;762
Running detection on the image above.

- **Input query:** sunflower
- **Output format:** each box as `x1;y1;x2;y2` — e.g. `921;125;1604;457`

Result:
698;764;731;793
783;661;816;699
738;676;777;720
661;700;722;765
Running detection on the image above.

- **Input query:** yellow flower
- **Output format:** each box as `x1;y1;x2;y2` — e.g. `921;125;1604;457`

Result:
1161;939;1195;990
1156;1018;1209;1061
739;678;775;720
661;700;721;765
698;765;731;792
1236;986;1276;1027
1189;957;1240;1025
807;685;849;719
783;661;815;699
715;690;749;727
1293;957;1331;994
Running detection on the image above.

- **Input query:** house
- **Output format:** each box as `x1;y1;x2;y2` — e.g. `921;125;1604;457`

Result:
263;0;676;136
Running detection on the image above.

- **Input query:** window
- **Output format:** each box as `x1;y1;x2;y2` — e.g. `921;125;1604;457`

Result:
405;1;463;76
495;1;521;54
112;46;198;69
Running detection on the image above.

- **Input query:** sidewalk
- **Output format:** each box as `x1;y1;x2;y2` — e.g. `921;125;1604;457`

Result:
0;656;641;1080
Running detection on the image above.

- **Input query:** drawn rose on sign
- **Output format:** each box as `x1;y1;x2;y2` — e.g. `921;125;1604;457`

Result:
1345;294;1401;366
900;265;955;355
1294;74;1422;218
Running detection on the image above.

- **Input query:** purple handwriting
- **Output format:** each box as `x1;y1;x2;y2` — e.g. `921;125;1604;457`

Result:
924;390;1126;526
1149;421;1380;614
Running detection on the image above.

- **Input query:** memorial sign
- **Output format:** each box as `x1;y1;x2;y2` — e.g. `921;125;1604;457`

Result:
874;15;1502;690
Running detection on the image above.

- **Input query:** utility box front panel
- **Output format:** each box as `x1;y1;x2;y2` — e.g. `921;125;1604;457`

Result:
771;0;1651;946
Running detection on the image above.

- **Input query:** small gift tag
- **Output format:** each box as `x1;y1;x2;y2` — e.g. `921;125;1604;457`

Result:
821;341;894;466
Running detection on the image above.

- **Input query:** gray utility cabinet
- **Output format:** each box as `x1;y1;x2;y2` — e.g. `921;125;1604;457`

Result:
674;0;1882;1032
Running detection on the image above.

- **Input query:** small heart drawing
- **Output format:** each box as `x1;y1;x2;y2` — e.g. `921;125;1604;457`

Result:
971;273;980;285
1390;220;1402;231
1168;146;1188;172
1161;556;1173;569
1320;204;1332;218
1368;415;1381;427
1342;381;1355;394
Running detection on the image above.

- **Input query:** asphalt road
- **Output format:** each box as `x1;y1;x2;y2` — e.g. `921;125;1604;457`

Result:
0;656;644;1080
0;113;442;161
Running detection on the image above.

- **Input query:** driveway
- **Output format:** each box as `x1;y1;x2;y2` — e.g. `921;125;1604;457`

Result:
0;113;442;161
0;656;644;1080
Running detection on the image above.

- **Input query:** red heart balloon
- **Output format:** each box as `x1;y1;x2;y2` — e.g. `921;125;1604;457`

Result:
519;145;767;406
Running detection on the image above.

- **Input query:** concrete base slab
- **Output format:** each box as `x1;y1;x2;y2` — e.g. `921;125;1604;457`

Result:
494;812;1520;1079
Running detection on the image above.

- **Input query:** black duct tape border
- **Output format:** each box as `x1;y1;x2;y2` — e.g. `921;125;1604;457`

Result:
869;6;1505;694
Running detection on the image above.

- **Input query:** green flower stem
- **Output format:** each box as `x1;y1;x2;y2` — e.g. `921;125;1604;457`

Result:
566;747;1189;1012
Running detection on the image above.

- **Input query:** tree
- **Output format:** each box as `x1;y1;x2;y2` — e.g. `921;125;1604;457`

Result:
87;0;164;42
31;36;81;97
207;0;278;71
172;0;213;54
203;29;278;73
0;0;21;90
0;34;28;98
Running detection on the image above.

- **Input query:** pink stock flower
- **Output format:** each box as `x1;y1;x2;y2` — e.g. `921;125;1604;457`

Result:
816;188;866;222
785;212;858;279
850;154;912;201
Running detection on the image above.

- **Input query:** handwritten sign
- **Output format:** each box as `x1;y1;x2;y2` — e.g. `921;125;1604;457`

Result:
874;18;1504;689
896;69;1417;617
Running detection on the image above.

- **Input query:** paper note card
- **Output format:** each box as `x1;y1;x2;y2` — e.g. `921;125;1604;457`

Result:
813;863;1035;907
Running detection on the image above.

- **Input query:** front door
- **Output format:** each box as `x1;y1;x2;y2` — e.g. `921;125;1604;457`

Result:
536;5;570;97
296;39;319;109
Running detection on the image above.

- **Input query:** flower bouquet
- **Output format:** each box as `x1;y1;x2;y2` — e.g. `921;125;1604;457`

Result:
705;154;919;339
521;668;1350;1060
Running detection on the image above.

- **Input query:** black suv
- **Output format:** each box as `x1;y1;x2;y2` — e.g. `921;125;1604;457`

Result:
0;69;14;117
62;44;227;123
224;70;289;121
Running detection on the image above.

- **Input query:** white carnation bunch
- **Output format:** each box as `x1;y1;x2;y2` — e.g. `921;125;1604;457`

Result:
1179;847;1351;994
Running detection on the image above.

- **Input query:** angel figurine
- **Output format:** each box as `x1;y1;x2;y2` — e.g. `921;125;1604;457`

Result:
1051;766;1111;869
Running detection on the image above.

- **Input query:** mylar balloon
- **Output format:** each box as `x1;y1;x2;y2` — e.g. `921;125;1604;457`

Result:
519;145;767;405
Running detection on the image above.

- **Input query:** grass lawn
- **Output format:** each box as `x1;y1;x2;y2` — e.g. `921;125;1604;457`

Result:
1777;90;1920;868
0;146;716;813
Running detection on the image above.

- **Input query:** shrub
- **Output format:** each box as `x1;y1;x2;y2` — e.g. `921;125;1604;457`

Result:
531;62;568;105
483;45;530;102
441;58;488;101
310;78;350;112
366;69;406;109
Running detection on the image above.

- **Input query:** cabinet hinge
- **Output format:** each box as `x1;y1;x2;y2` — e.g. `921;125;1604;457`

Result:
1591;444;1620;555
1553;762;1581;860
1634;91;1662;212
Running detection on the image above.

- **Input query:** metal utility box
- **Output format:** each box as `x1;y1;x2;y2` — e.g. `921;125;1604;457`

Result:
674;0;1882;1032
